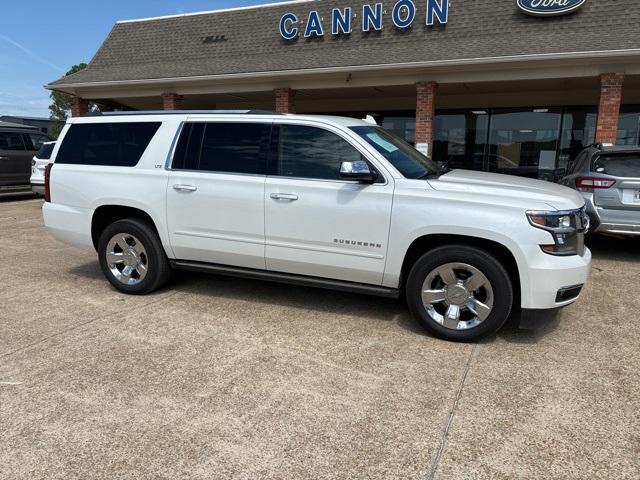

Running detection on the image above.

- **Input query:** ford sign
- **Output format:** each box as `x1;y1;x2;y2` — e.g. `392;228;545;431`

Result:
517;0;586;16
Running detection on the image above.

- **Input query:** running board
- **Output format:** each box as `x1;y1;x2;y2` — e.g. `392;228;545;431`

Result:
170;260;400;299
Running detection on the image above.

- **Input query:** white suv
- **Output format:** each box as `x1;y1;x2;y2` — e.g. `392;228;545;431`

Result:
43;111;591;341
30;141;56;195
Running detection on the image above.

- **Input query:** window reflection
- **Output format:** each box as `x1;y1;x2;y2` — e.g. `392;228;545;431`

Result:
617;107;640;145
433;111;488;171
487;109;561;179
558;107;597;172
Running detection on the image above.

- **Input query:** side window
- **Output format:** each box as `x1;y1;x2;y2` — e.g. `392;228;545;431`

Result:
0;132;26;151
200;123;270;174
36;143;55;160
25;133;50;151
172;122;271;175
56;122;161;167
172;123;205;170
276;125;363;180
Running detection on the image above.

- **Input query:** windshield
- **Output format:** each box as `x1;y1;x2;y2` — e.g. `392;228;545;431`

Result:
350;126;441;179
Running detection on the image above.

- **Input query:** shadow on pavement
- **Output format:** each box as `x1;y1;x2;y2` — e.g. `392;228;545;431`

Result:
494;308;561;345
587;234;639;262
0;192;38;203
66;261;564;343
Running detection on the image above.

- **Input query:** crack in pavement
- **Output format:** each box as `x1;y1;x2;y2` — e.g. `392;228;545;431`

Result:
428;343;480;480
0;290;182;361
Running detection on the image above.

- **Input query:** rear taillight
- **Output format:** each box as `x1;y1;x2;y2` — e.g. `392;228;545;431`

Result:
575;176;616;192
44;163;53;202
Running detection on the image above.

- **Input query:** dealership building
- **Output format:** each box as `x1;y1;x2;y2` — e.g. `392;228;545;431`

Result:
47;0;640;178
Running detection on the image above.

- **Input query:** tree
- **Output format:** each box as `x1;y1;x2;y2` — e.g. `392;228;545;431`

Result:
48;63;96;139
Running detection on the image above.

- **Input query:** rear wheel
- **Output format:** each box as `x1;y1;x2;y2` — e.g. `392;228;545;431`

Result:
97;218;171;294
406;245;513;342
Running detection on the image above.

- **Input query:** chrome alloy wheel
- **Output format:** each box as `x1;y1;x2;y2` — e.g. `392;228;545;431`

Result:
105;233;148;286
421;262;494;331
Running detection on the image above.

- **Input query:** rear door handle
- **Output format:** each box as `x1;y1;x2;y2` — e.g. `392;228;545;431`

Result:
270;193;298;201
173;184;197;192
0;156;8;161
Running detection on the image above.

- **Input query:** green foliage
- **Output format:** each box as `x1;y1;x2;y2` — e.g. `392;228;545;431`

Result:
48;63;94;139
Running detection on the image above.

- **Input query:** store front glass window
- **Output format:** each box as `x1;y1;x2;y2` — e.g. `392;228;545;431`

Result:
558;107;597;172
486;108;562;179
433;111;488;171
431;107;597;181
381;116;416;145
617;107;640;145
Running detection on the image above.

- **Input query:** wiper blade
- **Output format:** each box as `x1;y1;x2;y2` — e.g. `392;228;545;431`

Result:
417;171;438;179
417;166;450;179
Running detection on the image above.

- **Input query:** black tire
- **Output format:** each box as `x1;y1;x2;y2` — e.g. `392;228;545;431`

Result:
97;218;171;294
405;245;513;342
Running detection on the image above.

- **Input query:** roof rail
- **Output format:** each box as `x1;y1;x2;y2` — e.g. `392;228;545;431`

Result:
83;109;283;117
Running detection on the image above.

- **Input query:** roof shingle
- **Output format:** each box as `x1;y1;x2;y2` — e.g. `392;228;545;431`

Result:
49;0;640;86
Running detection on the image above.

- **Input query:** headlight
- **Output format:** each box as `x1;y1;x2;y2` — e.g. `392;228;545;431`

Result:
526;209;586;256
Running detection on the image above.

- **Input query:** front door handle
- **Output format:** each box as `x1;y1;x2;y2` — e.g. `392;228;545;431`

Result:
0;156;8;161
173;184;197;192
270;193;298;201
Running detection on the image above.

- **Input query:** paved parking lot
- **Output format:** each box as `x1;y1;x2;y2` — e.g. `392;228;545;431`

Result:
1;197;639;479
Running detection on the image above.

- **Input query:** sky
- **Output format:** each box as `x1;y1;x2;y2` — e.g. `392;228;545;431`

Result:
0;0;283;118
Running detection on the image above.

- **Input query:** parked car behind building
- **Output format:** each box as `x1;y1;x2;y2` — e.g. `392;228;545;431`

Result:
561;144;640;236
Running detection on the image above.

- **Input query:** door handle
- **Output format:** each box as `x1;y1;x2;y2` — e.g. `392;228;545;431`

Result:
0;156;8;161
270;193;298;201
173;184;197;192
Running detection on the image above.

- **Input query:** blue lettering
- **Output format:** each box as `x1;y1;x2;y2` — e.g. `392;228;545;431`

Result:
279;13;298;40
427;0;449;25
392;0;416;28
304;10;324;38
332;7;352;35
362;3;383;32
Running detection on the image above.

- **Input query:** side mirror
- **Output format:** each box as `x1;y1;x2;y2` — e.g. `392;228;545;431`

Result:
339;160;378;183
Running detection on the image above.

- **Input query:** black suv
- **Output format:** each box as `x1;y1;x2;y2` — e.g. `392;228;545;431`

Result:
0;124;50;193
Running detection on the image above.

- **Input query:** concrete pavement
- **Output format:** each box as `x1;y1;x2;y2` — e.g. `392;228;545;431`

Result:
0;198;638;479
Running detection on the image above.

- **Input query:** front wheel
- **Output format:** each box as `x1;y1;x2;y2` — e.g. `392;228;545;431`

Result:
406;245;513;342
97;218;171;294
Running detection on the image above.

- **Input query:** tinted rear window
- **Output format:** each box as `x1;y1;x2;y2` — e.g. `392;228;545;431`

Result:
36;143;55;160
56;123;161;166
595;154;640;177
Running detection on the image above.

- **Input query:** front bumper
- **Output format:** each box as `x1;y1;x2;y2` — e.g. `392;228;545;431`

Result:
520;245;592;310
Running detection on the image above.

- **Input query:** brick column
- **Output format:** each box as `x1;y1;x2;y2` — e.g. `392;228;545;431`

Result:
161;92;184;110
274;88;296;113
69;97;89;117
595;73;625;144
415;81;438;157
